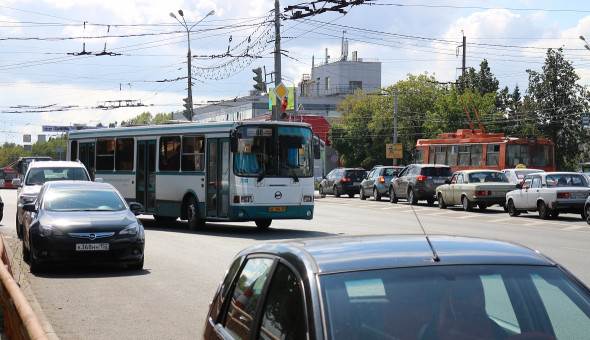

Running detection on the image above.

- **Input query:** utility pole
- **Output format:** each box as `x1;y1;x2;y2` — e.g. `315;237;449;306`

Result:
462;33;466;79
272;0;282;121
392;90;398;166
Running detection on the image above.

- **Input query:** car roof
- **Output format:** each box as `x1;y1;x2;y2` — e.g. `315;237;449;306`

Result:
502;168;544;172
413;164;450;168
459;169;502;174
241;235;554;275
530;172;583;177
28;161;86;169
43;181;114;190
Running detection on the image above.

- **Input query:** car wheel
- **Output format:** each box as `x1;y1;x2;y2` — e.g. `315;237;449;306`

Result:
373;188;381;201
438;193;447;209
461;196;473;212
29;241;43;274
154;215;177;224
334;186;341;198
550;211;559;219
319;185;326;198
507;199;520;217
128;257;144;271
348;193;355;198
426;199;434;206
389;187;398;204
186;196;205;230
359;188;366;200
586;205;590;225
255;219;272;230
478;203;488;211
408;188;418;205
16;214;22;239
537;201;549;219
22;240;30;262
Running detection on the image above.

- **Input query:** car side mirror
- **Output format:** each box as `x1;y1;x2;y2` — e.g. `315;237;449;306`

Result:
23;202;36;212
128;202;144;215
515;183;522;189
445;179;451;185
12;178;21;187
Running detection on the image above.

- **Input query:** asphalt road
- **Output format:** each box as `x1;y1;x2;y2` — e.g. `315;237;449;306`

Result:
1;188;590;339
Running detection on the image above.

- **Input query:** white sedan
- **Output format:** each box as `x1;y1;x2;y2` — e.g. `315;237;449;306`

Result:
506;172;590;220
501;168;545;184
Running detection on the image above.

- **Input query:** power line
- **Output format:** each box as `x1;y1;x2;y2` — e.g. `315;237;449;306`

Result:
372;2;590;14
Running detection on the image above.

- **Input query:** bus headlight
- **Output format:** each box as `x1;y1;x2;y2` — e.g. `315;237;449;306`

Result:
303;195;313;202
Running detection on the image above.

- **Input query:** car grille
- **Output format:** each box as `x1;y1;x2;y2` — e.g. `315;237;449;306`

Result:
68;232;115;240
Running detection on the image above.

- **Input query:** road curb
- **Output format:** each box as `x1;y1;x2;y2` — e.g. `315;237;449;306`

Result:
3;235;60;340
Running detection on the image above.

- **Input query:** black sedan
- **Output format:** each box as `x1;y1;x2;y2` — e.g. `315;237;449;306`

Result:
22;181;145;273
204;235;590;340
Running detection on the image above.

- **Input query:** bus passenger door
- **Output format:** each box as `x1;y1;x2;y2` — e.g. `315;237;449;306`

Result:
79;142;96;180
207;138;230;218
136;140;156;212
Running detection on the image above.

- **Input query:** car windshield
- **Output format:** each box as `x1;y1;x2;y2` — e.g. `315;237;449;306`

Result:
233;125;313;178
43;188;126;212
468;171;509;183
25;167;89;185
546;174;588;187
321;265;590;340
421;167;452;177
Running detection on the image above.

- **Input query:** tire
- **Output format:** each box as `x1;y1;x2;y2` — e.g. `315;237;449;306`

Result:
319;185;326;198
22;241;30;262
255;219;272;230
185;196;205;230
478;203;488;211
586;205;590;225
348;193;355;198
507;200;520;217
389;187;398;204
128;257;144;271
550;211;559;219
334;186;341;198
438;193;447;209
537;201;549;220
582;205;589;221
373;188;382;201
461;196;473;212
16;214;23;239
427;199;434;207
359;188;366;200
408;188;418;205
154;215;177;224
29;241;43;274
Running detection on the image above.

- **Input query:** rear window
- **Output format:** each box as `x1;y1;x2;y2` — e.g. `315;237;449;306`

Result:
345;170;366;180
421;167;452;177
515;170;543;179
546;174;588;187
25;167;89;185
383;168;402;177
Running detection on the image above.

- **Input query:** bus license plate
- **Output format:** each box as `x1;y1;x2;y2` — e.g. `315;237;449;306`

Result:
75;243;109;251
268;207;287;213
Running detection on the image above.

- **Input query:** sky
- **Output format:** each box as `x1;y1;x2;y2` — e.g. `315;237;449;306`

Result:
1;0;590;144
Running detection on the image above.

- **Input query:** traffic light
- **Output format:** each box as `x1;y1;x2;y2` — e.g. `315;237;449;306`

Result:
252;67;266;93
182;97;192;120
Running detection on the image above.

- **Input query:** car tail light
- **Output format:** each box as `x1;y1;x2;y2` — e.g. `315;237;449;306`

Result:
341;177;351;183
416;175;427;182
557;192;571;199
475;190;489;196
378;176;385;183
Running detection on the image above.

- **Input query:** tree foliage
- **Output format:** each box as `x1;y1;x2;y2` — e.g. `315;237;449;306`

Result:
120;112;173;126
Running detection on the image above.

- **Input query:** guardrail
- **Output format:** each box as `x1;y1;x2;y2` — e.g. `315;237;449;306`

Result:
0;235;47;340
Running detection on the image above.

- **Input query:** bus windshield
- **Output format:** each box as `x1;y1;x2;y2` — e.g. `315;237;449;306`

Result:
233;125;313;178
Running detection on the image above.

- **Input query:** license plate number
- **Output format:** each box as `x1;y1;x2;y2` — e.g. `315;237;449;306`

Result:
268;206;287;213
75;243;109;251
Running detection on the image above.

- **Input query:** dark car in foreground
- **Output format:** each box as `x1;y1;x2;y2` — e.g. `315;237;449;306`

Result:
390;164;452;205
360;165;404;200
204;234;590;340
22;181;145;273
319;168;366;198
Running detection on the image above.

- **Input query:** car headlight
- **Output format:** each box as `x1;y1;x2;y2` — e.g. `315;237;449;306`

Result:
39;225;63;237
119;222;139;236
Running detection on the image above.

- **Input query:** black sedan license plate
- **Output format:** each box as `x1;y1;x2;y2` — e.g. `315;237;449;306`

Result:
75;243;109;251
268;206;287;213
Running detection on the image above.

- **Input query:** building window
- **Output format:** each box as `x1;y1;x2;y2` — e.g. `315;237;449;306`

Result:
181;136;205;171
115;138;134;171
325;77;330;91
96;139;115;171
159;136;181;171
486;144;500;166
350;81;362;91
316;78;320;96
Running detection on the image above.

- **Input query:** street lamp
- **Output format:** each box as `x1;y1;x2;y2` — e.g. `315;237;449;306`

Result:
170;9;215;121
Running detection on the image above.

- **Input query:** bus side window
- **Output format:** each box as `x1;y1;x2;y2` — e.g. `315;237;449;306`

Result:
115;138;134;171
96;139;115;171
159;136;181;171
181;136;205;172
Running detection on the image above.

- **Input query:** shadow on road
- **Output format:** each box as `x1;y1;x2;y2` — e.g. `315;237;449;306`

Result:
140;218;336;240
33;265;151;279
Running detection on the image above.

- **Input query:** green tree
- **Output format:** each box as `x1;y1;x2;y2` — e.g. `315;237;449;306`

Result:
526;48;589;170
457;59;498;95
120;112;172;126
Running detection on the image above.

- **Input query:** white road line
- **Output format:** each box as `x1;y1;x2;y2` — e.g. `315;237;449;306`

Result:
561;225;589;231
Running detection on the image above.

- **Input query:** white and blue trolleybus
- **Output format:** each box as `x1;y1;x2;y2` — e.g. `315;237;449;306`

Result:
67;121;314;230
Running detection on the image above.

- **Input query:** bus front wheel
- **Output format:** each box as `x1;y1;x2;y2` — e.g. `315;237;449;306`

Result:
255;219;272;230
185;196;205;230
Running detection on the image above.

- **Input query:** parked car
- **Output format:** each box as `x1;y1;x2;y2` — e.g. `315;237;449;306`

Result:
502;168;544;184
203;234;590;340
389;164;452;205
319;168;366;198
21;181;145;273
15;161;91;240
436;170;516;211
506;172;590;219
360;165;404;201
